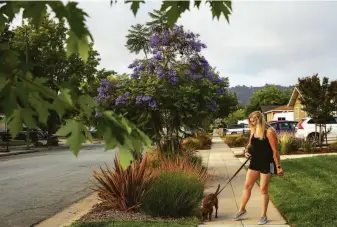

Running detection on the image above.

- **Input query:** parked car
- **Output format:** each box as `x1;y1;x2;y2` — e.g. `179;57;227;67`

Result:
295;117;337;144
224;124;250;135
269;120;298;134
0;127;45;143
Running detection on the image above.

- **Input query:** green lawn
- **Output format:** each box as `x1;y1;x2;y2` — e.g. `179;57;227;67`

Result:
70;218;200;227
269;155;337;227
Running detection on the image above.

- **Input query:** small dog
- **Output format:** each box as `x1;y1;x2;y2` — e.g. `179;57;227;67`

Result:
200;184;220;221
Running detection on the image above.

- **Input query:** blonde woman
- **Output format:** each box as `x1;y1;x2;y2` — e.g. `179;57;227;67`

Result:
232;111;283;225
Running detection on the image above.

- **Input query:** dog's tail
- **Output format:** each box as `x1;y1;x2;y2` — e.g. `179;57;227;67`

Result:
214;184;220;195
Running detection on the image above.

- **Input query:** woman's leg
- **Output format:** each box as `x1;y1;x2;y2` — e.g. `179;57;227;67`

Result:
259;173;272;217
238;169;260;212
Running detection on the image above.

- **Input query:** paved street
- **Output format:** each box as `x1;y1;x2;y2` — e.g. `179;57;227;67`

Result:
0;145;117;227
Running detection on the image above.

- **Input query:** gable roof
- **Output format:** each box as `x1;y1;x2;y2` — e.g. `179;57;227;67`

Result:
287;87;303;107
261;105;282;113
264;105;294;113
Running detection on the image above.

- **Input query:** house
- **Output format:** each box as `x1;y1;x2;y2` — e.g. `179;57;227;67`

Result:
287;87;308;122
261;105;282;121
264;105;294;122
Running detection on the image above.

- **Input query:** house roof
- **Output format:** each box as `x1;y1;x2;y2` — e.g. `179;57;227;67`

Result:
264;105;294;113
261;105;282;113
287;87;303;107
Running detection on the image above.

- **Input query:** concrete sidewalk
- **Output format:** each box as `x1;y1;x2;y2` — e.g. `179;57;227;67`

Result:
197;136;289;227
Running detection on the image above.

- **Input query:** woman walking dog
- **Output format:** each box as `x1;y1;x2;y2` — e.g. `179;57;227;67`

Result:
232;111;284;225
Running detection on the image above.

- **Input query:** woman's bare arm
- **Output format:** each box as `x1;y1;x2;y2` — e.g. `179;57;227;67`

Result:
266;128;282;174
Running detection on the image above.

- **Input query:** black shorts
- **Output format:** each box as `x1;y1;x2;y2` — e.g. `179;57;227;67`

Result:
249;160;277;175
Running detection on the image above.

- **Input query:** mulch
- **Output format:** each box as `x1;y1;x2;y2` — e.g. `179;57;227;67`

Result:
79;202;176;222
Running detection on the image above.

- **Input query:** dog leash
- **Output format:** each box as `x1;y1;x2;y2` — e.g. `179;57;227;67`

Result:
217;156;251;195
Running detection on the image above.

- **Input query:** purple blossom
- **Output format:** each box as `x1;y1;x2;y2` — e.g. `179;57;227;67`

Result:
136;96;143;104
154;52;163;60
95;112;103;118
148;100;157;109
189;73;198;80
216;89;225;95
191;61;198;71
115;96;128;105
157;71;166;79
124;91;131;97
170;75;179;85
150;34;161;47
131;72;140;79
128;60;139;69
206;100;217;112
142;96;152;102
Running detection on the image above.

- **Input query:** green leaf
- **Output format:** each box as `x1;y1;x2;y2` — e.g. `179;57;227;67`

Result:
21;108;37;128
0;74;6;89
160;1;190;28
52;88;73;119
28;92;49;125
194;0;202;9
8;109;23;138
56;120;89;156
0;85;18;117
207;1;232;22
66;30;90;61
78;95;96;117
22;2;47;29
125;0;145;16
0;13;8;32
117;146;134;169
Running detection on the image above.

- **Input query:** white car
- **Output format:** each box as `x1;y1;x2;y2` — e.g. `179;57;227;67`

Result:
224;124;250;135
295;117;337;144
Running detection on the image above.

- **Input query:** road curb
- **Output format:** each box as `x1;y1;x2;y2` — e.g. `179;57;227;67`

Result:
34;193;100;227
0;143;105;158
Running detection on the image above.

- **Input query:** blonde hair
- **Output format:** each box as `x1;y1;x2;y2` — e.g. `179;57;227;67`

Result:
248;111;270;139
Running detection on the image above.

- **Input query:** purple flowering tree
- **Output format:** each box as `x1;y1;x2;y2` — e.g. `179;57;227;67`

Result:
96;24;233;153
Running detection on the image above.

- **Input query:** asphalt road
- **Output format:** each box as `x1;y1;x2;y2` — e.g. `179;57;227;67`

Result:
0;145;117;227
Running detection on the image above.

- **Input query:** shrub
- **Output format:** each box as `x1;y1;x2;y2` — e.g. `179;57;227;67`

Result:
152;154;208;184
278;132;295;154
141;172;204;217
180;137;202;150
195;131;212;149
224;134;249;147
232;135;249;147
92;154;153;211
299;139;315;153
328;142;337;152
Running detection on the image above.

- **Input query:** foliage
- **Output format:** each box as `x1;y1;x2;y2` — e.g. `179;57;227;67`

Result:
222;108;246;125
328;142;337;152
268;156;337;227
246;85;292;113
70;218;200;227
0;1;232;163
224;134;249;147
299;139;315;153
152;154;209;184
141;172;204;217
92;154;153;211
278;132;294;154
97;20;231;153
298;74;337;122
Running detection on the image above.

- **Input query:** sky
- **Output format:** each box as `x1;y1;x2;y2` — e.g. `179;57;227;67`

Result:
11;0;337;87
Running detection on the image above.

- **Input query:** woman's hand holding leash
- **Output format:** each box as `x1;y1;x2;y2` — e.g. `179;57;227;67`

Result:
277;167;284;177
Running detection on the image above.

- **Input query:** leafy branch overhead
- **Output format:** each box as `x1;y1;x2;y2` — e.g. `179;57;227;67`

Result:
0;0;232;165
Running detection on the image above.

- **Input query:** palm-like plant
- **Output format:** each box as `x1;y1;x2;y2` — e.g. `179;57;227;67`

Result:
146;9;169;32
125;24;150;57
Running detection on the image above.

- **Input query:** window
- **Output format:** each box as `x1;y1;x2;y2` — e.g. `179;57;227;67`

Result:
278;117;286;120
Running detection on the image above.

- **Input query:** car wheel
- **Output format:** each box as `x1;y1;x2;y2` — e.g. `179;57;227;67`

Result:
231;132;237;134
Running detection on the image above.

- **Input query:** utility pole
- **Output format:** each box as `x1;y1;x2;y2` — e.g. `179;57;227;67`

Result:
24;19;30;150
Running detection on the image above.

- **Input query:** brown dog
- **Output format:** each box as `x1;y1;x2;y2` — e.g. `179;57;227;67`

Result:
200;184;220;221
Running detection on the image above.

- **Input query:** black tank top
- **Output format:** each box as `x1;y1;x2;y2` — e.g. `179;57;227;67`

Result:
250;128;274;163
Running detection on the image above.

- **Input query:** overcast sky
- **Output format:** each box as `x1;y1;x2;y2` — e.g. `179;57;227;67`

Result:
14;0;337;87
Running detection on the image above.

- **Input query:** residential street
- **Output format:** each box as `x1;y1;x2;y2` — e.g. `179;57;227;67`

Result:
0;145;117;227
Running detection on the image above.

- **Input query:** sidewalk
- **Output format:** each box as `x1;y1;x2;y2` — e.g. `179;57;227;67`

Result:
197;136;289;227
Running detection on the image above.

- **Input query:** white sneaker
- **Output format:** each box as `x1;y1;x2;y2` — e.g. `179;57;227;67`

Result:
258;216;268;225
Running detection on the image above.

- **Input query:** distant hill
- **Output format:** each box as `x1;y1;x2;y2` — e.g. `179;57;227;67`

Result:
228;84;296;106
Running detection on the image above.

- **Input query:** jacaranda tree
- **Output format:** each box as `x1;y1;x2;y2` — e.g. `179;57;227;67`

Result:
96;24;230;153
